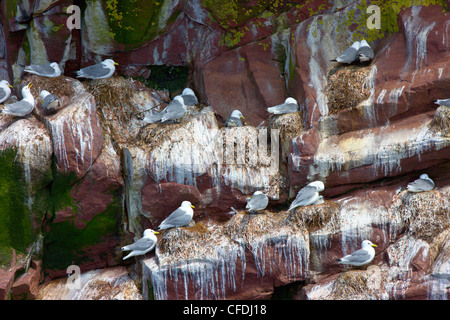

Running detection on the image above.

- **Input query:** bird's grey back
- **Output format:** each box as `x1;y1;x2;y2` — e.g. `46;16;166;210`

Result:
2;100;34;116
78;63;110;78
0;87;9;102
269;102;298;114
25;63;55;75
123;237;155;251
159;207;192;229
343;248;371;262
160;100;185;122
247;193;269;210
435;99;450;107
182;94;198;106
357;46;374;59
289;185;318;210
225;117;242;127
337;46;358;63
42;94;58;107
408;178;434;192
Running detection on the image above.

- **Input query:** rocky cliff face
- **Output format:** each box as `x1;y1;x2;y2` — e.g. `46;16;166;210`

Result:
0;1;449;300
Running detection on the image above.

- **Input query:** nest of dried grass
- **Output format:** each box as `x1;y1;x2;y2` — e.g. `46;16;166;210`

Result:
325;65;371;115
22;74;78;99
392;190;449;242
429;106;450;136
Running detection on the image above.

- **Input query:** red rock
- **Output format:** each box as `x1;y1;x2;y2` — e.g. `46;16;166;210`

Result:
44;92;104;179
198;38;286;126
11;261;41;300
141;181;201;227
0;270;14;300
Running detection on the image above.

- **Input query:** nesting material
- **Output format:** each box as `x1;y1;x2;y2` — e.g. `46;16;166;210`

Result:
325;65;371;114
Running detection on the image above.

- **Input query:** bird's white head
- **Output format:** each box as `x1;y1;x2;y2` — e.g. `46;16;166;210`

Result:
360;39;370;47
253;191;264;197
351;41;361;49
361;240;377;248
50;62;62;76
285;97;298;105
22;83;32;94
419;173;430;180
104;59;119;66
143;229;159;237
308;181;325;192
182;88;196;97
174;95;185;105
40;90;51;99
0;80;12;88
21;83;34;102
181;200;195;209
231;110;245;119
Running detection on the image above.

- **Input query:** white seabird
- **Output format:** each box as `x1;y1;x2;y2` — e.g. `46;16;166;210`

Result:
121;229;159;260
180;88;198;106
356;39;374;63
157;201;195;230
225;110;245;127
40;90;60;114
1;84;34;117
337;240;378;266
76;59;118;79
245;191;269;213
435;99;450;107
267;97;299;115
158;95;187;123
407;173;435;192
288;181;325;212
24;62;61;78
331;41;360;64
0;80;13;103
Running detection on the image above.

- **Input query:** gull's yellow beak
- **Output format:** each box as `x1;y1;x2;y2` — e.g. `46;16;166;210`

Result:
27;83;32;88
154;231;160;235
191;205;195;208
371;243;378;247
241;116;245;120
114;62;119;65
8;85;13;88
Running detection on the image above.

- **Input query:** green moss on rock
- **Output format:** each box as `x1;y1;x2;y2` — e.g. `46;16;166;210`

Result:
43;191;122;271
103;0;172;49
0;148;33;257
348;0;447;42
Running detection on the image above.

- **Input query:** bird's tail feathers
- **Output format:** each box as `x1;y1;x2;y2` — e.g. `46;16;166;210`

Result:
122;252;134;260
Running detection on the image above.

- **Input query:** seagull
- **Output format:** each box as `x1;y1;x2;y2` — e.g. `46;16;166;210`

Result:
225;110;245;127
356;39;374;63
0;80;13;103
288;181;325;212
24;62;61;77
245;191;269;213
407;173;435;192
76;59;118;79
337;240;378;266
1;84;34;117
331;41;360;64
121;229;159;260
39;90;60;114
435;99;450;107
180;88;198;106
267;97;299;115
157;201;195;230
313;195;324;205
